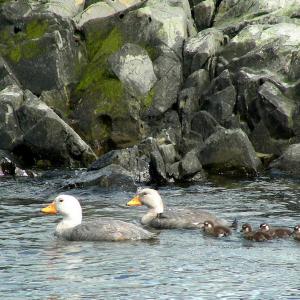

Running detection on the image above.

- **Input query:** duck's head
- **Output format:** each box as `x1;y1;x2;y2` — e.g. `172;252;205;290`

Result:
240;223;252;233
260;223;270;232
41;195;82;223
127;188;164;213
203;220;214;230
294;225;300;233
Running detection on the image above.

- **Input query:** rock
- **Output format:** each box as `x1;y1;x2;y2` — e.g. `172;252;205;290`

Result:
64;164;136;191
45;0;85;18
199;128;261;176
191;111;221;141
158;143;177;165
0;56;20;90
18;90;96;167
269;144;300;176
214;0;300;36
108;43;157;97
88;147;151;183
183;28;225;77
250;121;290;156
0;9;84;95
183;69;210;94
179;150;204;178
257;81;296;139
149;150;167;183
74;0;145;30
0;85;24;151
202;84;237;125
193;0;215;31
0;87;96;167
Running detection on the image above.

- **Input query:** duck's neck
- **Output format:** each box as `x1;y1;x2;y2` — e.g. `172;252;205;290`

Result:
141;205;164;225
56;214;82;235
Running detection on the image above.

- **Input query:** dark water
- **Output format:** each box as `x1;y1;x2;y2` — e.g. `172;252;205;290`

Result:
0;174;299;300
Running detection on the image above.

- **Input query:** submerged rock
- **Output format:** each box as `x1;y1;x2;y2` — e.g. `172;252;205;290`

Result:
64;164;136;191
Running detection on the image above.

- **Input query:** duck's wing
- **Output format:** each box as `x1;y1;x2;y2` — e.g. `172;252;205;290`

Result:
149;208;228;229
63;219;156;241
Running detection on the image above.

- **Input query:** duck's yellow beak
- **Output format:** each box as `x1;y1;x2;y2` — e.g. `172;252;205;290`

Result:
127;195;143;206
41;202;57;214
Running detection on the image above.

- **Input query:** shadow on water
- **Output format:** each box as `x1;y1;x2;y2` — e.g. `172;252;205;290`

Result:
0;173;300;299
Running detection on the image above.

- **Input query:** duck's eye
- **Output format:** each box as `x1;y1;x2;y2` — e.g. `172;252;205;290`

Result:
59;199;64;203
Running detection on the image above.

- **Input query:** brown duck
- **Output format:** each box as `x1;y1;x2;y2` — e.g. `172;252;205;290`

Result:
260;223;292;238
202;220;231;237
293;224;300;241
240;223;272;242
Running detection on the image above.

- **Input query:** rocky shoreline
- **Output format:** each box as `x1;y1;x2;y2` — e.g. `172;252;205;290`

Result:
1;0;300;185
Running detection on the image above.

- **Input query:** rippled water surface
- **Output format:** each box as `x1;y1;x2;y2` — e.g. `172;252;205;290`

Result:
1;174;299;299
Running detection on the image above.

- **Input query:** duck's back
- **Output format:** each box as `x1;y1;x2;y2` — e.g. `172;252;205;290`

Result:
149;208;228;229
58;219;156;241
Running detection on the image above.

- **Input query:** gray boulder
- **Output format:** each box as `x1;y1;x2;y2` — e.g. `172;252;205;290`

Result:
269;144;300;176
193;0;215;31
183;28;225;77
179;150;205;178
191;110;221;141
108;43;157;97
0;86;96;167
45;0;85;18
88;147;151;183
0;85;24;150
199;128;261;176
214;0;300;35
0;8;84;95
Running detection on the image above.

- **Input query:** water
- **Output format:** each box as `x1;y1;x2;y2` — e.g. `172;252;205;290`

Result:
0;174;299;299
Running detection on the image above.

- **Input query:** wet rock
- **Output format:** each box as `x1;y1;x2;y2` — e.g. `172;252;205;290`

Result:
183;69;210;94
269;144;300;176
108;43;157;97
0;57;20;90
158;144;177;165
64;164;136;191
183;28;225;77
199;128;261;177
88;147;151;183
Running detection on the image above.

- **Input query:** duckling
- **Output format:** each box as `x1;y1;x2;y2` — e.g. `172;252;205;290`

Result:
240;223;272;242
202;220;231;237
260;223;292;238
293;224;300;241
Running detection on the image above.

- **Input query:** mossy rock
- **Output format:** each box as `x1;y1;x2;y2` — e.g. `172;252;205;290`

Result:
0;19;49;63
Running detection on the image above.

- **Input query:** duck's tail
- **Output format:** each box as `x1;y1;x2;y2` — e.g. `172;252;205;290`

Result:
230;218;238;229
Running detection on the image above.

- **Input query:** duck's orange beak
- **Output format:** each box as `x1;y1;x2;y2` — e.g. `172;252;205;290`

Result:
127;195;143;206
41;202;57;214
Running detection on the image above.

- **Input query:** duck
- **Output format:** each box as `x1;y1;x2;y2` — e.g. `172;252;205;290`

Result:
240;223;272;242
202;220;231;237
259;223;292;238
41;195;156;241
127;188;229;229
292;224;300;241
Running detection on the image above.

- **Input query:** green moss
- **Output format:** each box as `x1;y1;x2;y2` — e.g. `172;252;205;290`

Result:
0;19;48;63
76;27;126;117
26;20;48;39
9;46;21;62
143;88;155;108
144;45;160;61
